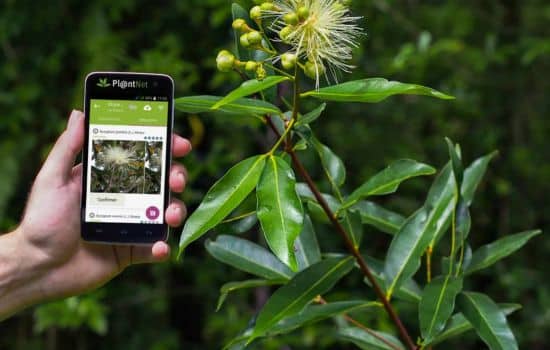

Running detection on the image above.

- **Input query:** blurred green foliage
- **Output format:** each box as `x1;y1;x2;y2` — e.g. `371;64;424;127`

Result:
0;0;548;349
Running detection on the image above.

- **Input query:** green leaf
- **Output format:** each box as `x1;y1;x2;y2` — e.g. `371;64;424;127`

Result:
269;300;379;336
295;215;322;270
341;159;436;210
175;95;281;116
301;78;454;103
205;235;294;280
257;155;304;270
457;292;518;350
338;327;406;350
340;210;363;249
445;138;464;186
465;230;541;275
296;183;340;223
419;275;463;343
350;200;405;235
216;279;285;311
461;151;498;206
248;257;355;341
212;76;290;109
385;165;457;297
296;103;326;126
179;155;267;253
429;304;521;346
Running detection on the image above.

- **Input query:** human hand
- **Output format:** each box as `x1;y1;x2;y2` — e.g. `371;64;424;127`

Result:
0;110;191;319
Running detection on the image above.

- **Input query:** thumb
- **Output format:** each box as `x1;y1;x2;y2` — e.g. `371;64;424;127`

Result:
40;110;85;184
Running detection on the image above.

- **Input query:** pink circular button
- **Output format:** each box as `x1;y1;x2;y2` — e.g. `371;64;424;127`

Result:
146;206;160;220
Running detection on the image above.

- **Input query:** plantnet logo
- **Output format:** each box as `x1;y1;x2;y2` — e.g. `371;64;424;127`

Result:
96;78;110;88
96;78;149;89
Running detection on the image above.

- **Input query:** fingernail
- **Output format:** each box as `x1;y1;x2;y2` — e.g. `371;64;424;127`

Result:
178;172;185;184
67;110;79;130
172;205;182;214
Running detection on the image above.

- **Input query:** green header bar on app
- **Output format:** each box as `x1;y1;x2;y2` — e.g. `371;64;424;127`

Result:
90;99;168;126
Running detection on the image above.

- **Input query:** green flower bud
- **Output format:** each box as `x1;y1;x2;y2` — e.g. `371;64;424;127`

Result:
255;64;267;81
232;18;246;30
281;53;297;70
250;6;262;20
279;26;293;42
240;33;250;48
260;2;274;11
245;61;258;71
303;60;324;79
297;6;309;20
283;12;299;25
216;50;235;72
247;31;263;45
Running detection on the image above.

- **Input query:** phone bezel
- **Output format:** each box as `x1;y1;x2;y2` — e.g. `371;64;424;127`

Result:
81;72;174;244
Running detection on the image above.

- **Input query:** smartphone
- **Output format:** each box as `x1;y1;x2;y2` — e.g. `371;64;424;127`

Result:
81;72;174;244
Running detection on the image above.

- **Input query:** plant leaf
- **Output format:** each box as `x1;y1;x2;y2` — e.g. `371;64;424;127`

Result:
340;209;363;249
295;215;322;270
269;300;379;336
341;159;436;210
457;292;518;350
179;155;266;253
301;78;454;103
216;279;285;311
350;200;405;235
175;95;280;116
445;138;464;187
385;165;457;297
205;235;294;280
296;103;326;126
428;304;521;346
338;327;406;350
212;76;290;109
248;257;355;341
461;151;498;206
257;155;304;270
465;230;541;275
419;276;463;343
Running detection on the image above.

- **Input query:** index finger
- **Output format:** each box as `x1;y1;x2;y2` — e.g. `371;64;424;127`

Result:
172;134;192;158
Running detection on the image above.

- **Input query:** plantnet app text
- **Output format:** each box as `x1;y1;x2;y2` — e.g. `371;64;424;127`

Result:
85;99;168;224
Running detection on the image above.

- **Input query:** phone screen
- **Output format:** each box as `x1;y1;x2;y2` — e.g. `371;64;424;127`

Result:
81;73;173;243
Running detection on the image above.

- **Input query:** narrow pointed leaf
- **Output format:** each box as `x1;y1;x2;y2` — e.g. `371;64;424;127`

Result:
217;279;285;311
461;151;498;206
342;159;436;210
249;257;355;341
212;76;290;109
457;292;518;350
351;200;405;235
338;327;406;350
257;155;304;270
465;230;541;275
429;304;521;346
179;156;266;253
301;78;454;103
295;215;322;270
175;95;281;116
269;300;379;336
296;103;326;126
419;276;463;343
340;210;363;249
205;235;294;280
445;138;464;187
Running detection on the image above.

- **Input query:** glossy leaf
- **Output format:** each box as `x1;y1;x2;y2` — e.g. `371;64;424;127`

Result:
458;292;518;350
351;200;405;235
301;78;454;103
212;76;290;109
295;215;322;270
341;159;435;210
217;213;258;235
385;165;457;297
461;151;498;206
419;276;463;343
445;138;464;187
269;300;379;336
338;327;406;350
179;156;266;253
175;95;281;117
217;279;285;311
340;210;363;249
248;257;355;341
257;155;304;270
296;103;326;126
465;230;541;275
205;235;294;280
429;304;521;346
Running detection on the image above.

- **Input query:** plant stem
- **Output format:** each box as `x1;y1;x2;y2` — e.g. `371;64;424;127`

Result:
426;246;433;283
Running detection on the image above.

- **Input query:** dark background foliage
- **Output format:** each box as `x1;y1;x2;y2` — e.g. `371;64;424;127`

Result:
1;0;548;348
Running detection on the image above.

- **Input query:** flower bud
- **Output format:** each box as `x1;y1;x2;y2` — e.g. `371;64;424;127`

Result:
260;2;274;11
297;6;309;20
216;50;236;72
303;60;324;79
279;26;293;42
245;61;258;72
281;53;297;70
283;13;299;25
247;31;263;45
232;18;246;30
256;64;267;80
240;33;250;47
250;6;262;20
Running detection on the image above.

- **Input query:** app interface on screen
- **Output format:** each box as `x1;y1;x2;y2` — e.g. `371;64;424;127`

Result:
85;99;168;224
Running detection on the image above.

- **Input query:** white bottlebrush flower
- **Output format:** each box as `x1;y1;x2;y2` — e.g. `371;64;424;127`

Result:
103;145;134;166
267;0;363;87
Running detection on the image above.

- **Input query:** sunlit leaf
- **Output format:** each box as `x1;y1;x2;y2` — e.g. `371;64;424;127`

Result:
296;103;326;126
216;279;285;311
461;151;498;206
212;76;290;109
338;327;406;350
350;200;405;235
175;95;280;116
295;215;322;270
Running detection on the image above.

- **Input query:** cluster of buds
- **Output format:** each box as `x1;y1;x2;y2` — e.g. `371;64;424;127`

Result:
216;50;267;80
